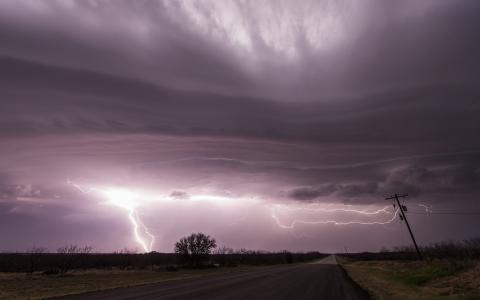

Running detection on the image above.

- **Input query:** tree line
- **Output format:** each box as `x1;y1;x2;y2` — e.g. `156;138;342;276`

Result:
0;232;326;273
340;237;480;261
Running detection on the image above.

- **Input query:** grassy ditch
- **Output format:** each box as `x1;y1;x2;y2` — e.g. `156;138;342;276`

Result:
340;259;480;300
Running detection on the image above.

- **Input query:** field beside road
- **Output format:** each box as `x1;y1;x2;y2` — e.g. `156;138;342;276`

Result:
0;249;326;300
0;266;258;300
341;259;480;300
56;255;369;300
0;256;370;300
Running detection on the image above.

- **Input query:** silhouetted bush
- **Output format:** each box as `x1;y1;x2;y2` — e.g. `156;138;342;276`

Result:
25;246;47;274
57;245;93;274
283;251;293;264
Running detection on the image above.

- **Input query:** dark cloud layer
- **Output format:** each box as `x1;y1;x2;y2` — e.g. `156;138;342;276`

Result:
288;163;480;202
0;0;479;252
1;55;478;148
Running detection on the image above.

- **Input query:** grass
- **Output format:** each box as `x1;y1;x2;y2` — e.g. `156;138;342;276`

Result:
340;258;480;300
395;262;462;286
0;266;261;300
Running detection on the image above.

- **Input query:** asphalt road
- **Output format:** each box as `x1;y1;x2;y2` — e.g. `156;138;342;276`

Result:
57;255;369;300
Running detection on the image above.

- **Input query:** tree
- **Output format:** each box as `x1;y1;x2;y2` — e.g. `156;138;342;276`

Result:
57;245;92;274
214;245;234;266
174;233;216;267
113;248;137;270
283;250;293;264
25;246;47;274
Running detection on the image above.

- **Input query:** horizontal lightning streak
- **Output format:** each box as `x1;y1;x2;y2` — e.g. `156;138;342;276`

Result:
272;204;391;215
416;203;433;213
68;180;403;245
270;205;399;229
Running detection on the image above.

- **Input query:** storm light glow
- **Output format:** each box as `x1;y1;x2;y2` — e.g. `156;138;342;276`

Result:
1;0;479;253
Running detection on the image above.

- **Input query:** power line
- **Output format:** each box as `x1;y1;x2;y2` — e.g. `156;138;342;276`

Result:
409;211;480;215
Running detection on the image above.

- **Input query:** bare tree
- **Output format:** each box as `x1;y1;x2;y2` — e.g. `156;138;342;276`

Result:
175;233;216;267
214;245;234;266
57;245;92;274
113;248;137;270
214;245;234;255
25;246;47;274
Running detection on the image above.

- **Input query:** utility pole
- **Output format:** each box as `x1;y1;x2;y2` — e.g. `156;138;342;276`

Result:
386;193;423;260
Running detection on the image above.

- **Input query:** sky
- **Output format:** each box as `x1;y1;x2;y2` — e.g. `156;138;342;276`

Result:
0;0;479;253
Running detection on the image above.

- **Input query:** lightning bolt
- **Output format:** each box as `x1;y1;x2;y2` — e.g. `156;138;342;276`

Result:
68;180;154;252
127;209;155;253
68;180;402;245
416;203;433;213
270;204;399;229
271;203;392;215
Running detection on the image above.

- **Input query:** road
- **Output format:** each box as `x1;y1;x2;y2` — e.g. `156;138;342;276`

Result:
56;255;369;300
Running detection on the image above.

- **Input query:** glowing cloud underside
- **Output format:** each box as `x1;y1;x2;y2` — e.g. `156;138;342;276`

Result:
68;181;402;252
67;181;258;252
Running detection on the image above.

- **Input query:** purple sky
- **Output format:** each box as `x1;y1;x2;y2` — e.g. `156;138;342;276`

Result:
0;0;479;253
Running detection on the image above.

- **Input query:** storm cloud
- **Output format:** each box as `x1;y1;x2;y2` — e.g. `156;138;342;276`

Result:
0;0;479;252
